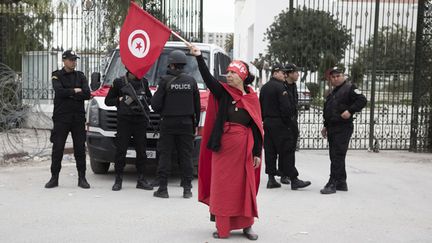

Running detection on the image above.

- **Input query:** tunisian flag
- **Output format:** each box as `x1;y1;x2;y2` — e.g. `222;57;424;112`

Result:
120;2;171;79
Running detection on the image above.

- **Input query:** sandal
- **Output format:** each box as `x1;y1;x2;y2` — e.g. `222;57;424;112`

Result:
243;228;258;241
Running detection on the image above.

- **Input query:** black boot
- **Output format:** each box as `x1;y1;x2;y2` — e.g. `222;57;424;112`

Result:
320;179;336;194
136;174;153;190
290;178;311;190
266;175;281;189
112;174;123;191
336;180;348;191
150;178;160;187
280;176;290;185
78;171;90;189
45;174;59;188
182;179;193;198
153;186;169;198
183;188;192;198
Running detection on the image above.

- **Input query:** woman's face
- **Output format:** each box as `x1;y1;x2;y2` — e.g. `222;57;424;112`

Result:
226;70;244;88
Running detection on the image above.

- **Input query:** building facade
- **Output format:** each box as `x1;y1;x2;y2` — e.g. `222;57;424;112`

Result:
203;32;233;51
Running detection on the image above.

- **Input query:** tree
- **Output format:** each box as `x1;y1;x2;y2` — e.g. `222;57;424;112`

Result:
0;0;53;71
224;33;233;53
352;24;416;85
265;7;352;81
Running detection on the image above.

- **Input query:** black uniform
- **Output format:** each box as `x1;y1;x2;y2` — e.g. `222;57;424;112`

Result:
50;68;90;177
259;77;299;178
151;68;201;190
105;74;152;177
323;81;367;182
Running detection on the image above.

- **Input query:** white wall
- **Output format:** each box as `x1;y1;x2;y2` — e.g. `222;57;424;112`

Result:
234;0;290;62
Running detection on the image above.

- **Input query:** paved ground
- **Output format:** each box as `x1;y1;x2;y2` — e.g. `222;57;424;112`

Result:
0;150;431;243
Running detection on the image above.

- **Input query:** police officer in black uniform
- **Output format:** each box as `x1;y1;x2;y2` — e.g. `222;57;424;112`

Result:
151;50;201;199
260;64;311;190
105;69;153;191
320;66;367;194
279;63;306;186
45;50;91;189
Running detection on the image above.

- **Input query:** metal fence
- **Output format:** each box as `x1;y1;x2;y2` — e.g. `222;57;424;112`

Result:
0;0;203;100
283;0;431;151
0;0;430;151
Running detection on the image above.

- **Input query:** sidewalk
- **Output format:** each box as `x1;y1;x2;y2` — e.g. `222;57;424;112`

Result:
0;150;431;242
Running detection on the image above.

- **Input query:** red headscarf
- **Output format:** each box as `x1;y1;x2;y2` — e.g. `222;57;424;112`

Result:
226;60;249;81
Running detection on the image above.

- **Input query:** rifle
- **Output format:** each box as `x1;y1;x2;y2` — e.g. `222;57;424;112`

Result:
120;80;158;136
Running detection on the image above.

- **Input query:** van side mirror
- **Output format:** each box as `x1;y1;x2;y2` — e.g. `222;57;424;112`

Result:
90;72;101;91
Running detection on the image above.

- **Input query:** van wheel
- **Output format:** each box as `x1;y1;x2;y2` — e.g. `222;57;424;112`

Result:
90;158;110;174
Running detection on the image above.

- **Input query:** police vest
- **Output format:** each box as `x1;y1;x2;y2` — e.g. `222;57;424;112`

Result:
160;73;195;117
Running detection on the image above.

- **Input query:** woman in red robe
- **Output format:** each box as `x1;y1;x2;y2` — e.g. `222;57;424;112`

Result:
189;45;263;240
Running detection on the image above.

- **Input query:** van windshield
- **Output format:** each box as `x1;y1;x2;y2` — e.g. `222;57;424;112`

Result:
104;49;209;90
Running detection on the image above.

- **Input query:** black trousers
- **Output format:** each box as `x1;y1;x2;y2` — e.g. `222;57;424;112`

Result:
156;118;194;189
327;124;353;181
263;118;299;179
114;117;148;175
50;121;86;175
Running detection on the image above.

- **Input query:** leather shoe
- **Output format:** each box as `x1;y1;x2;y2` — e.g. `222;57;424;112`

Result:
153;188;169;198
336;180;348;191
78;177;90;189
44;176;59;188
320;181;336;194
266;176;281;189
290;178;311;190
243;227;258;241
280;176;290;184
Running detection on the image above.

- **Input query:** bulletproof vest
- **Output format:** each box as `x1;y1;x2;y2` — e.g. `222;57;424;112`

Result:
324;82;353;124
160;73;195;117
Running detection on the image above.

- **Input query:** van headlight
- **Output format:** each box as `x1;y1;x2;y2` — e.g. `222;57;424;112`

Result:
88;99;99;126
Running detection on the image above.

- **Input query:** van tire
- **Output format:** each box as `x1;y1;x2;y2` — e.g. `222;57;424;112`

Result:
90;158;110;174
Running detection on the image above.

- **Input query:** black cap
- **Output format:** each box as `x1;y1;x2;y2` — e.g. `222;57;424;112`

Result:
328;66;344;74
62;50;79;60
284;63;299;72
271;64;287;74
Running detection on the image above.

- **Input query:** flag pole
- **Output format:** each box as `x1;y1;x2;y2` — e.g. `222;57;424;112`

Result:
171;31;191;47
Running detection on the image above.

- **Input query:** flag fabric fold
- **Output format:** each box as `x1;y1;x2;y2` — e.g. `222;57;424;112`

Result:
120;1;171;79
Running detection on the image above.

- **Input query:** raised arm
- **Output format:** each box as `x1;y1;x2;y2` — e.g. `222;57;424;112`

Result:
188;45;224;98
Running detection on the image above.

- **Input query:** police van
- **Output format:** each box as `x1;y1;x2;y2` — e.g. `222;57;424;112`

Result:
86;41;231;174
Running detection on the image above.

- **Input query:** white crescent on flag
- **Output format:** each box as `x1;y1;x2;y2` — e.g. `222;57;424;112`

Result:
128;29;150;58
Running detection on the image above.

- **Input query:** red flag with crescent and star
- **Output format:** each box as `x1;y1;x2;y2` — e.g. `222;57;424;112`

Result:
120;1;171;79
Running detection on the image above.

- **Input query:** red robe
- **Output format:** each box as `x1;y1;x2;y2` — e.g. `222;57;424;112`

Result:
198;83;263;235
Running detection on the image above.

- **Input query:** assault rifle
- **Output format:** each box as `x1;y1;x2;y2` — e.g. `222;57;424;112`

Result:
121;82;158;136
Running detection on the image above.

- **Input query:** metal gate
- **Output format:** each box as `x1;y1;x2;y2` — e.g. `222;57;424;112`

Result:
280;0;431;151
0;0;203;101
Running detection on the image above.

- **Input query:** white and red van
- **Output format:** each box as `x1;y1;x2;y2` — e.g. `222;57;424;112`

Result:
86;41;231;174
